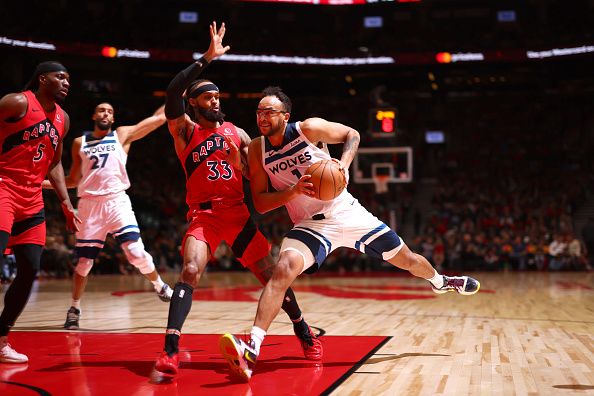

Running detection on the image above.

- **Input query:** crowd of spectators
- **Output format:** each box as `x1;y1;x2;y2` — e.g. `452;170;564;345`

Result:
405;95;594;273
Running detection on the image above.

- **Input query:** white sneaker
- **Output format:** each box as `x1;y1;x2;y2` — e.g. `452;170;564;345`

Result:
157;283;173;302
0;343;28;363
219;334;258;382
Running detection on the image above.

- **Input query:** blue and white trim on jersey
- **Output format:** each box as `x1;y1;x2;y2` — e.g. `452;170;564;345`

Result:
354;224;402;260
83;139;117;148
286;226;333;265
111;224;140;244
75;238;105;259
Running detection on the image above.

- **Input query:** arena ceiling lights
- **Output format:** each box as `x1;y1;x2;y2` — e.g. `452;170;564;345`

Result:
239;0;420;4
2;35;593;66
201;53;396;65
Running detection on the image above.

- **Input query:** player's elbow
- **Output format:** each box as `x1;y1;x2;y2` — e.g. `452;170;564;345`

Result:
348;128;361;141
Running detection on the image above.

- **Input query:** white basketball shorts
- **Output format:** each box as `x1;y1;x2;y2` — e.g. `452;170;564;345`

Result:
281;199;404;274
75;192;141;259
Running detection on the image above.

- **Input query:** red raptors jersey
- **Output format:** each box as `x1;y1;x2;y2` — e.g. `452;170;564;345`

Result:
178;121;244;210
0;90;65;200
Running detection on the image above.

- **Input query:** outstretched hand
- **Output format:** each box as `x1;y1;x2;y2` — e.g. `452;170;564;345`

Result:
204;21;231;61
61;201;81;233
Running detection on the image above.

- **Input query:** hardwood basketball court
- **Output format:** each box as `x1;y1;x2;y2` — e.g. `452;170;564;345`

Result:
1;271;592;395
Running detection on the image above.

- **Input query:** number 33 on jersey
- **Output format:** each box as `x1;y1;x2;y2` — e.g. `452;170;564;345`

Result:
178;122;244;207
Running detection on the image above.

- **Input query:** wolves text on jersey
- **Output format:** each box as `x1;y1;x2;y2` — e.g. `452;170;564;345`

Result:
267;151;312;175
83;143;116;156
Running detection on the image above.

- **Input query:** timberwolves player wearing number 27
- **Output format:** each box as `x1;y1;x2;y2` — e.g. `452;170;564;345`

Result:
0;61;80;363
154;22;321;376
42;102;173;330
219;86;481;381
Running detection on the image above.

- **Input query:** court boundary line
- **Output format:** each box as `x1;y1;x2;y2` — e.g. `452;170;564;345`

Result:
320;335;392;396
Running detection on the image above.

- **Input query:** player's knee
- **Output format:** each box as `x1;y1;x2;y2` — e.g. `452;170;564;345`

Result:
181;260;201;284
74;258;94;277
122;240;155;274
272;257;300;284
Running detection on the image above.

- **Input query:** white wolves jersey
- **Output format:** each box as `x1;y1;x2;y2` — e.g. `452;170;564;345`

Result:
261;122;354;224
77;130;130;198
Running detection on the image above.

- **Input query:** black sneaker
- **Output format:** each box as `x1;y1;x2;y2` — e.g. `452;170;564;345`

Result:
157;284;173;302
431;275;480;296
64;307;80;330
219;334;257;382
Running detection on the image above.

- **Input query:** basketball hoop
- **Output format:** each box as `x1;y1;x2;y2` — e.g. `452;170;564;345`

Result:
373;175;390;194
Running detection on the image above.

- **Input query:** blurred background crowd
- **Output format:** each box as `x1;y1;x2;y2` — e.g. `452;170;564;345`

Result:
1;0;593;281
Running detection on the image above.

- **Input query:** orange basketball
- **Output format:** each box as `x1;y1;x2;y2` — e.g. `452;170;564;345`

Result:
305;159;347;201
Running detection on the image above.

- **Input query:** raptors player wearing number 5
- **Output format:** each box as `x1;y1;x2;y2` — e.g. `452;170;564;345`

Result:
154;22;320;375
42;102;173;330
219;86;481;381
0;61;80;363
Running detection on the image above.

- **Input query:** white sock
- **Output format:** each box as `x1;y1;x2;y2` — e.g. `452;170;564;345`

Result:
427;270;444;289
250;326;266;355
71;299;81;310
151;277;165;291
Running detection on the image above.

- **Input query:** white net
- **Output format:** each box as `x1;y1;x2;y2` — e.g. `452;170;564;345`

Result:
373;175;389;194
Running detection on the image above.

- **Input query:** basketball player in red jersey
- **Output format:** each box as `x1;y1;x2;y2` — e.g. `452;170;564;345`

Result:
0;61;80;363
154;22;321;375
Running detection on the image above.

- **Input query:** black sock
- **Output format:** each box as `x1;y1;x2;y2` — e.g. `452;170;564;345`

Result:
293;317;310;340
165;334;180;357
281;287;302;321
164;282;194;356
0;243;41;336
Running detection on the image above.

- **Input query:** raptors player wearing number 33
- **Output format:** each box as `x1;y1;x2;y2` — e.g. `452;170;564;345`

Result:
154;22;320;376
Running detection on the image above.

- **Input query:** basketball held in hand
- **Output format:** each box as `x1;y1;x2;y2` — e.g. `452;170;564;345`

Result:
305;159;347;201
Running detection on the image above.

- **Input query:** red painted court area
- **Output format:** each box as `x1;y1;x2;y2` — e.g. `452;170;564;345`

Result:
0;332;389;395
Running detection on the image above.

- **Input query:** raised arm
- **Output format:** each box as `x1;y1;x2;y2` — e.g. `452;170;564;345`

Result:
117;105;166;152
248;137;315;214
166;21;230;154
299;117;360;169
46;112;81;232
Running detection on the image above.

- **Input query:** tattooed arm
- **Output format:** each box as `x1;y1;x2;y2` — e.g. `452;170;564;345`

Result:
299;117;360;169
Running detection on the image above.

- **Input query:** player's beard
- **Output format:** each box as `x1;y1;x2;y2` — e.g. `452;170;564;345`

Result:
96;120;113;131
198;107;225;123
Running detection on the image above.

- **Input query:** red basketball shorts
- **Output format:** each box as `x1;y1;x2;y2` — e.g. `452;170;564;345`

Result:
0;178;46;247
183;203;270;268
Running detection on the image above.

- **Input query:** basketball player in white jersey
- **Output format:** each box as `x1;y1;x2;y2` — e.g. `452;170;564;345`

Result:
220;86;481;381
43;103;173;329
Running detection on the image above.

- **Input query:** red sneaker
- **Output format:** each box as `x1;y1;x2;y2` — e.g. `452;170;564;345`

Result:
295;325;323;361
155;351;179;375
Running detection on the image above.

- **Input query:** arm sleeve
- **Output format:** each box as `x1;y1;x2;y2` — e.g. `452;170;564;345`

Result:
165;57;210;120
